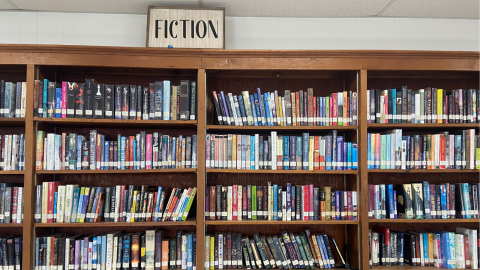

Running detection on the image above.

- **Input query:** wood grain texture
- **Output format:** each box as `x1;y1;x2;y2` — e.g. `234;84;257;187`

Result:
34;220;196;227
36;168;196;174
205;220;359;225
367;123;480;129
34;117;197;128
368;169;480;173
368;218;480;223
206;169;358;174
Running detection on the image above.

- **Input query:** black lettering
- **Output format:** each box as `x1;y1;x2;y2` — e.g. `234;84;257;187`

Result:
208;20;218;38
169;20;178;38
180;20;188;38
191;20;195;38
155;20;162;38
164;20;168;38
196;20;207;38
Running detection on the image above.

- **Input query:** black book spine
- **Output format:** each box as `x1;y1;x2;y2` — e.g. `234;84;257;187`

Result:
130;85;137;120
190;81;196;120
114;85;122;119
81;140;90;170
67;82;77;118
400;86;407;123
47;82;56;118
0;80;4;117
179;80;190;120
85;79;94;118
142;86;149;120
75;83;85;118
104;84;114;119
94;84;105;119
148;83;156;120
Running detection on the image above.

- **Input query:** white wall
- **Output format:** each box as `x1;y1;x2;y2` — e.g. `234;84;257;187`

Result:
0;11;478;51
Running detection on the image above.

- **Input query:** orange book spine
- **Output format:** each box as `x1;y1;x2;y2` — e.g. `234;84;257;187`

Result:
162;240;169;269
311;235;324;268
94;192;103;222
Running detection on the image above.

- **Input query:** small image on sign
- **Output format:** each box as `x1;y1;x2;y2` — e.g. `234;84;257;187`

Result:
147;6;225;49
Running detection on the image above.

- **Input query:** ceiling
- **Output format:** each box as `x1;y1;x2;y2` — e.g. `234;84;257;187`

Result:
0;0;478;19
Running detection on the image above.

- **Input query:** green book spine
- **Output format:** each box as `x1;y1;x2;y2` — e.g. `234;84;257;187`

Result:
300;234;315;269
252;186;257;220
295;235;310;268
181;187;197;221
169;239;176;269
253;234;271;269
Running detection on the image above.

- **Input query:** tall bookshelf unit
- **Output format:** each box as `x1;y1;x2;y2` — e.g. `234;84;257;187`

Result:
0;45;478;270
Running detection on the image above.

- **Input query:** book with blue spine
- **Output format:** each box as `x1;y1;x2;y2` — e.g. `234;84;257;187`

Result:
154;186;163;221
422;181;431;219
353;143;358;170
462;183;472;218
120;136;126;170
237;95;247;126
53;191;58;222
337;136;343;171
335;191;340;220
273;184;278;220
316;235;330;268
249;95;258;126
253;93;262;126
3;82;11;117
325;135;332;170
283;136;289;170
386;184;394;219
296;136;302;170
440;184;447;219
70;187;80;222
186;233;193;270
132;140;136;169
250;136;255;170
395;129;402;169
43;79;49;117
291;186;295;221
380;184;386;219
347;142;352;170
256;88;266;125
163;80;170;120
302;133;309;170
290;136;296;170
263;93;272;126
391;89;397;123
104;141;109;170
55;87;62;118
219;91;230;125
101;235;107;269
171;137;177;169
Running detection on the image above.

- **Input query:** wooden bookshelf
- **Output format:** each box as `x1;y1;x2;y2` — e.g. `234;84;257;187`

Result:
0;45;477;270
0;223;24;228
368;218;480;223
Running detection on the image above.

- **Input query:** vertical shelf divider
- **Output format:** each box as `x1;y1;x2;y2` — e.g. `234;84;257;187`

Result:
196;68;206;267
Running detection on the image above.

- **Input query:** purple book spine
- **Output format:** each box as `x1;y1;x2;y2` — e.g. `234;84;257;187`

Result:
335;191;341;220
304;93;308;126
75;240;81;270
154;230;163;270
83;237;89;267
205;187;210;220
271;93;277;125
219;91;230;124
393;190;397;219
353;92;358;126
309;184;314;220
343;142;347;171
337;136;343;171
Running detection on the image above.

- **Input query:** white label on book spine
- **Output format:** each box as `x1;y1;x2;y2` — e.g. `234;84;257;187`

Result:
115;111;121;117
105;111;112;116
67;109;74;114
95;110;102;116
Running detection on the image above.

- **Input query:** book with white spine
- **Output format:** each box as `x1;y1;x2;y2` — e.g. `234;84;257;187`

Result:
56;185;66;223
237;185;242;221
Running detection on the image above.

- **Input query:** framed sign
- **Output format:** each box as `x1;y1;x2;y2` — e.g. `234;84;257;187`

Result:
147;6;225;49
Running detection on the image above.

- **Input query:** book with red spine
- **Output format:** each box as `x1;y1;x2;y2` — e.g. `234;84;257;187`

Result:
313;97;317;126
47;182;59;223
118;185;126;222
347;191;352;220
308;184;314;220
440;134;446;169
346;95;350;126
12;187;18;223
232;185;238;220
146;134;152;169
314;136;320;170
307;88;313;126
332;93;337;126
129;136;134;169
303;185;309;220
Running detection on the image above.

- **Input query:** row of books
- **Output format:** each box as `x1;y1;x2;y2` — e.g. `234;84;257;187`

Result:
0;236;22;270
35;131;198;171
206;132;358;171
212;89;358;127
369;226;478;269
367;129;479;170
34;79;197;120
34;230;196;270
0;134;25;171
368;182;479;220
0;81;26;118
0;183;23;223
205;185;357;221
367;88;479;124
204;229;345;270
34;183;197;223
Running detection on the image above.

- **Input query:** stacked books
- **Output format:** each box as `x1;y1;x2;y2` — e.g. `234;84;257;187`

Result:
368;129;480;170
35;183;197;223
0;134;25;171
369;182;479;220
0;183;24;223
34;230;196;270
369;226;478;269
0;81;27;118
34;79;197;120
206;132;357;171
0;236;22;270
367;88;479;124
205;184;357;221
204;229;345;270
35;130;198;171
212;89;357;126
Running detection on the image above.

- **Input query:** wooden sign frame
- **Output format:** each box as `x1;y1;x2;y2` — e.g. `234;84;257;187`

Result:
147;6;225;49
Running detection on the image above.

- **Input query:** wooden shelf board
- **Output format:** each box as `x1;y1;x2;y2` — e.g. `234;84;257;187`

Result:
205;220;358;225
0;223;23;228
367;123;480;129
33;117;197;128
0;117;25;126
374;266;440;270
34;220;196;227
0;170;24;175
36;168;196;174
368;169;480;173
206;169;358;174
369;218;480;223
206;125;357;131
